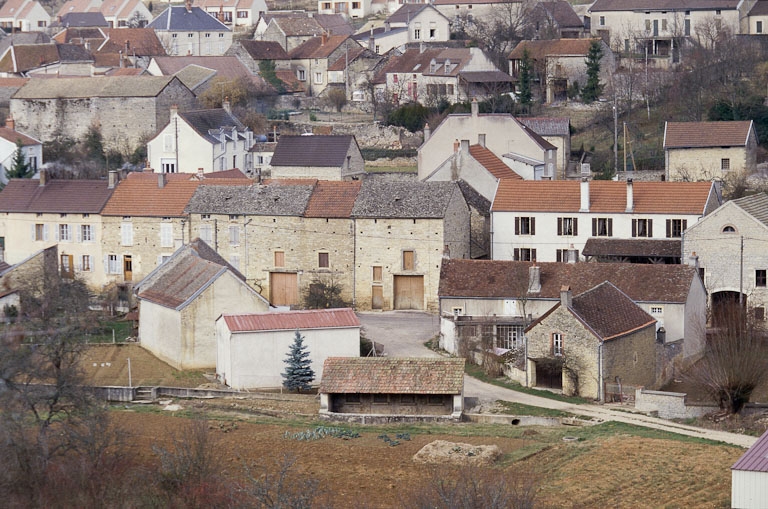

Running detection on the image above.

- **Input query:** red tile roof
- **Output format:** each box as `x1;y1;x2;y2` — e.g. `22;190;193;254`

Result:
732;429;768;472
223;308;360;332
305;180;361;218
664;121;754;148
509;38;600;59
468;144;522;180
288;35;349;59
319;357;464;394
98;28;167;57
0;178;113;213
0;126;39;145
491;180;714;214
101;171;249;217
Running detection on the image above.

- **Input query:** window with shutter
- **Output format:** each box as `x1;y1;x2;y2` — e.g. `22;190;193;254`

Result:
372;266;382;282
199;224;212;244
403;250;415;270
229;226;240;246
318;252;329;268
274;251;285;267
121;223;133;246
160;223;173;248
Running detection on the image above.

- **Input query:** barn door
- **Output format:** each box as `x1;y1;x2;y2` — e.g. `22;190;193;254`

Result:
270;272;298;307
393;275;424;310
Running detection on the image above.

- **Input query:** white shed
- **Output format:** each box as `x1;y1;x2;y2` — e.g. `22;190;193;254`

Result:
732;429;768;508
216;308;360;390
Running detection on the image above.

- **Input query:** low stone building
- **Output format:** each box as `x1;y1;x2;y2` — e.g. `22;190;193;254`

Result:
136;239;270;370
216;308;360;390
525;282;657;401
10;75;196;153
319;357;465;420
268;135;365;180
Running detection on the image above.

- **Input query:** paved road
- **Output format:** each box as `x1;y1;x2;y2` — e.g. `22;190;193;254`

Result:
357;311;757;449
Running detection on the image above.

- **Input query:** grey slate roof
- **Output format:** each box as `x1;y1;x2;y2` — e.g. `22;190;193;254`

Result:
185;184;314;216
148;5;230;32
57;43;94;62
236;40;290;60
351;181;458;218
270;135;356;167
387;3;448;24
589;0;739;11
569;282;656;341
52;12;109;27
12;75;181;99
179;108;247;144
732;193;768;227
519;117;570;136
582;238;681;258
749;1;768;16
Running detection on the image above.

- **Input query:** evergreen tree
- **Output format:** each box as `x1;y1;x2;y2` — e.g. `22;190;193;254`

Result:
6;139;32;181
282;330;315;393
581;41;604;104
518;48;533;106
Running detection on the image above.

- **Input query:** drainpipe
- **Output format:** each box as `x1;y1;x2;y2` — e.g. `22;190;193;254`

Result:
352;218;357;307
244;217;252;281
598;342;604;402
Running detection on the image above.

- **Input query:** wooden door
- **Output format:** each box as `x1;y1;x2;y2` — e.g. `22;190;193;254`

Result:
270;272;298;307
393;275;424;310
372;286;383;310
60;254;74;279
123;255;133;282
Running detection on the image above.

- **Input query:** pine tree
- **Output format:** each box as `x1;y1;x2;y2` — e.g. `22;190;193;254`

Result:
580;41;604;104
6;139;32;181
282;330;315;393
518;48;533;106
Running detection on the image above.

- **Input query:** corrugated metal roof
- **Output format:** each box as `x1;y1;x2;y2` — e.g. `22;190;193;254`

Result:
319;357;464;394
223;308;360;332
732;429;768;472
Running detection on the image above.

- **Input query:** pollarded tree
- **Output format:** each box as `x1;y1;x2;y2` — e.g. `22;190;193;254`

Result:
580;40;604;104
282;330;315;393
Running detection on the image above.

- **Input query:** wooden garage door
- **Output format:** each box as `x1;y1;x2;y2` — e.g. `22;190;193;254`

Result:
393;275;424;310
270;272;298;307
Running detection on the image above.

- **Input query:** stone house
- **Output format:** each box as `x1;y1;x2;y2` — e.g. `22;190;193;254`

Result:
146;104;253;174
257;13;354;53
587;0;742;66
185;179;469;312
663;121;758;182
432;0;527;32
731;429;768;509
528;0;585;39
490;179;720;263
137;238;270;370
438;259;707;366
319;357;465;420
147;2;232;56
525;282;657;400
682;193;768;322
0;0;50;32
10;75;196;153
224;40;290;74
193;0;267;28
518;117;571;179
508;39;614;104
288;35;361;97
327;44;381;102
418;101;558;181
99;0;151;28
376;47;512;105
269;134;365;180
216;308;360;389
0;244;58;319
0;171;114;288
0;116;42;186
384;4;450;44
100;170;250;289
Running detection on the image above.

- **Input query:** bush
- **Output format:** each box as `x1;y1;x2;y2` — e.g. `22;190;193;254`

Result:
361;148;417;160
386;102;430;132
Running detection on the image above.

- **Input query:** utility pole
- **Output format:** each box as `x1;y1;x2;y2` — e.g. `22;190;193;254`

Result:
613;97;618;174
740;235;744;306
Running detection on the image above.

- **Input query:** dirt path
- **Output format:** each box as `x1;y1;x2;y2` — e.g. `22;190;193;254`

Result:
359;312;758;449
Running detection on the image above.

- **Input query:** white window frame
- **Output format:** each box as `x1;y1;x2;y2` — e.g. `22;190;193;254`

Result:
121;222;133;246
59;224;71;242
229;225;240;246
160;222;173;248
553;332;563;356
81;224;93;242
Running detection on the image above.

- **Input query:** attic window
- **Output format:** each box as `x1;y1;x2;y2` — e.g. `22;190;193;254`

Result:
722;225;736;233
229;214;240;220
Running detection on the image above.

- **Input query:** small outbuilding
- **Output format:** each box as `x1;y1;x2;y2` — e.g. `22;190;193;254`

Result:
216;308;361;390
319;357;465;421
732;429;768;508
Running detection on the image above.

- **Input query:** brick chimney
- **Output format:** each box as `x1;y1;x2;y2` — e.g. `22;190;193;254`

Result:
625;178;634;213
560;285;572;309
5;116;14;130
38;169;46;186
108;170;119;189
321;31;328;45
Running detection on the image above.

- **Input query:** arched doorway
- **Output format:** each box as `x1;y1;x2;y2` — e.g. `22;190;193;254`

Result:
711;291;746;326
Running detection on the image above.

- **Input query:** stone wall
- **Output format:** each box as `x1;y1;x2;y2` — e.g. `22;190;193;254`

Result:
634;389;716;419
602;325;657;391
329;393;454;415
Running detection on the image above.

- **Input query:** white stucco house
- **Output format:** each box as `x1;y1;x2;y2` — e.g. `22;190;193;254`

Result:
490;179;721;263
136;239;270;370
216;308;361;390
146;104;252;174
0;0;50;32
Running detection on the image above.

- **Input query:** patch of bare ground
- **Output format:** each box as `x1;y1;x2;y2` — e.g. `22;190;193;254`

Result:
113;409;742;508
